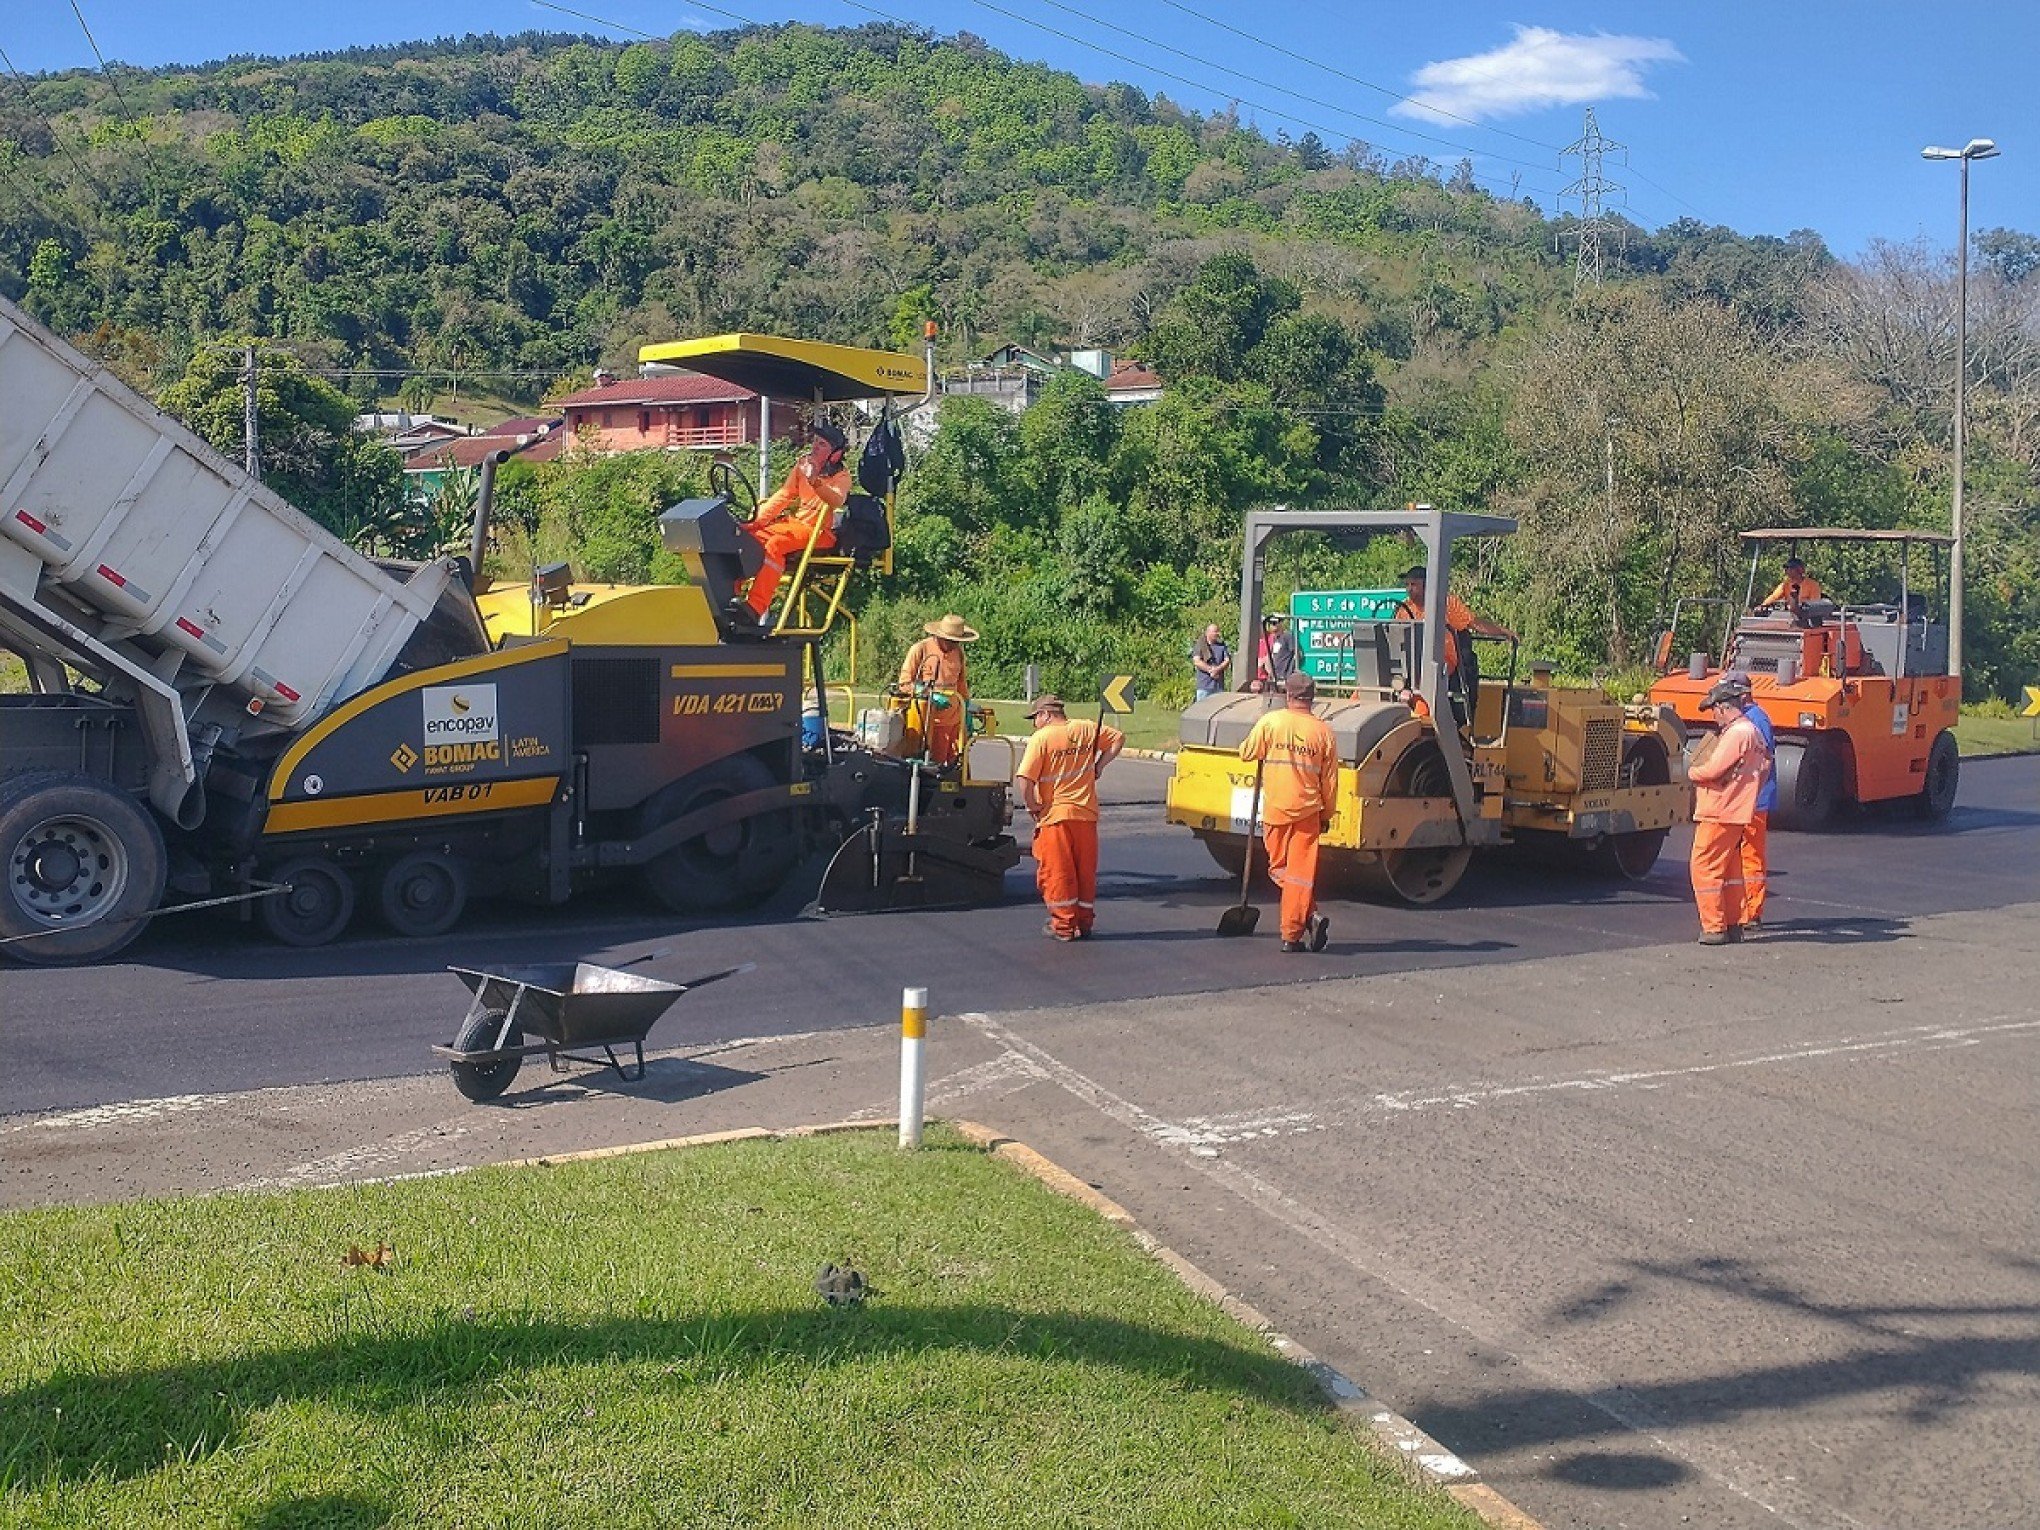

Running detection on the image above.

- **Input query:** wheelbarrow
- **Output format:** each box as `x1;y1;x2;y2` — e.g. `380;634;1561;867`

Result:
433;956;752;1102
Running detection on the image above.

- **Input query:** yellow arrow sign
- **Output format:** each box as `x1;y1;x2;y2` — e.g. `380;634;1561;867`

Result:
2023;685;2040;719
1098;673;1139;714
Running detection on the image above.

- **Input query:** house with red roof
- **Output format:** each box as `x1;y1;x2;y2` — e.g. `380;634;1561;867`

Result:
401;416;566;503
548;372;799;456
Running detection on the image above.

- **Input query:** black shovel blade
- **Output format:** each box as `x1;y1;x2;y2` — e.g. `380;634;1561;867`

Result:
1215;904;1261;937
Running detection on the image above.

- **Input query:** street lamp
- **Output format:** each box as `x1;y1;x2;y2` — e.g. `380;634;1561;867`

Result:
1920;137;1999;677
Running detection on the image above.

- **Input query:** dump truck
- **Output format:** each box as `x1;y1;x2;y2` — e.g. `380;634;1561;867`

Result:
1648;528;1961;827
1165;507;1690;903
0;300;1016;964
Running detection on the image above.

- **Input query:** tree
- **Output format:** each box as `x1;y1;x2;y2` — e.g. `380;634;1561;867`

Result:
158;345;404;541
1018;367;1119;513
1505;287;1862;667
1143;253;1300;384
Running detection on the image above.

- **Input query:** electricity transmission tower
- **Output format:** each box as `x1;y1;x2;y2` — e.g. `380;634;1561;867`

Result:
1560;108;1625;296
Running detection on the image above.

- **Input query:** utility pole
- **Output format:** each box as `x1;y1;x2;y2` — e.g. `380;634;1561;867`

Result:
1921;138;2000;677
241;344;260;478
1560;108;1625;298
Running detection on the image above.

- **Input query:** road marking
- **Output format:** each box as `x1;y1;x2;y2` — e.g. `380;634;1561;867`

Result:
0;1022;887;1139
238;1121;475;1191
1369;1016;2038;1115
2;1089;255;1133
1172;1109;1324;1149
960;1010;1871;1530
926;1050;1049;1105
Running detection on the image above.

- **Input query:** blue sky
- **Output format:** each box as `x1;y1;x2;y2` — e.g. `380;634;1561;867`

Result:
4;0;2030;256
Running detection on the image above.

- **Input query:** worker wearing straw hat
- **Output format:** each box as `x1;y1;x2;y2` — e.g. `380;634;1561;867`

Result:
897;613;978;766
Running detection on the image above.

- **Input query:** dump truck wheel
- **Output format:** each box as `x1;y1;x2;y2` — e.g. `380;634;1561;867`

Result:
1913;730;1959;820
449;1008;522;1103
1772;739;1840;830
1597;735;1672;879
258;855;357;947
640;756;798;914
0;771;166;967
376;851;468;938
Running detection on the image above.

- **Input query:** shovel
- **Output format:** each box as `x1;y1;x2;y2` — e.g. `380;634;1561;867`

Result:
1216;760;1265;937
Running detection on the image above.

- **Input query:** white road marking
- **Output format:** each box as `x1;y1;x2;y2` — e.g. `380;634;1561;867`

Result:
236;1122;475;1191
925;1050;1049;1105
960;1010;1870;1530
1369;1016;2038;1115
3;1089;259;1133
0;1021;888;1139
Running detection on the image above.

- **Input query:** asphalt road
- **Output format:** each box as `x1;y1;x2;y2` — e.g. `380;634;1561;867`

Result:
5;757;2035;1116
6;755;2038;1530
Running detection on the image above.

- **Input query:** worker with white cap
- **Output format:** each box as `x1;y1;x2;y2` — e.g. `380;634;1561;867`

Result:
1014;693;1124;941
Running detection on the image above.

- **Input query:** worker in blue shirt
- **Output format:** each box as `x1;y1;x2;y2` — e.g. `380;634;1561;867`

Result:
1722;672;1775;935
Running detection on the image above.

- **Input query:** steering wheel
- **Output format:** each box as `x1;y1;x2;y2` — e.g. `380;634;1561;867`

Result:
708;459;760;524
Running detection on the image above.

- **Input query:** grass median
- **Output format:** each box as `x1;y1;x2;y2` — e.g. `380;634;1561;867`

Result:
0;1128;1480;1529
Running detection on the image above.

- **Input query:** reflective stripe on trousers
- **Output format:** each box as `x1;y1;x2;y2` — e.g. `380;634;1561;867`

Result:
1033;818;1099;936
1262;821;1322;943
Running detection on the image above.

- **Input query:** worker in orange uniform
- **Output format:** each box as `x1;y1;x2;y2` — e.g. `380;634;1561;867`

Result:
1720;671;1776;936
1238;670;1341;953
1015;694;1124;941
1395;565;1515;723
731;422;852;625
1760;556;1824;612
897;613;978;766
1685;676;1769;946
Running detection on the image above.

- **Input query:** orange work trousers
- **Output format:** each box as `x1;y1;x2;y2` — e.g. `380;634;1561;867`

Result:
1262;821;1322;943
1689;818;1750;935
924;704;963;766
1739;811;1769;924
743;519;833;616
1034;818;1098;938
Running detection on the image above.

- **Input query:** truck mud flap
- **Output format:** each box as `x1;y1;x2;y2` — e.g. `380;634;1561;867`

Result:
805;819;1019;916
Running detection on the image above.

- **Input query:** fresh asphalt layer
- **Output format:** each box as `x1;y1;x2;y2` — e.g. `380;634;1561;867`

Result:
8;757;2035;1115
5;756;2037;1530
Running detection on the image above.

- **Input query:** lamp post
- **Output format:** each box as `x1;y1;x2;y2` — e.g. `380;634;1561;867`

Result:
1920;137;1999;677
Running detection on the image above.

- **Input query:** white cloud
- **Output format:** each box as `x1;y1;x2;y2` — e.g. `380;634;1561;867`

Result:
1393;26;1684;124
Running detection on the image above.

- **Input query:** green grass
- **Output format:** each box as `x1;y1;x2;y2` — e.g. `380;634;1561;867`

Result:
0;1130;1478;1530
1955;710;2040;757
0;652;24;695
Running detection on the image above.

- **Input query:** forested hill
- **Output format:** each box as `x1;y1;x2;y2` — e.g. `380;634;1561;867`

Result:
2;25;2035;701
1;23;1809;386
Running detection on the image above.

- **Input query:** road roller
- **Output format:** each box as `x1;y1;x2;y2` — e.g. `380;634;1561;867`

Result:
1164;506;1690;905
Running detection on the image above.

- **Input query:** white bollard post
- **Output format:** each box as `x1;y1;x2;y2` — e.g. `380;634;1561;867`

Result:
899;986;928;1149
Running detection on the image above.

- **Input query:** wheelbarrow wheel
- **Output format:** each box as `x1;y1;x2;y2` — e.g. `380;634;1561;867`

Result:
449;1008;522;1103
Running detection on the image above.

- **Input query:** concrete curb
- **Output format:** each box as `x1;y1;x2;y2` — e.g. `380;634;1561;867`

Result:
491;1117;1543;1528
947;1120;1547;1530
1124;746;1178;763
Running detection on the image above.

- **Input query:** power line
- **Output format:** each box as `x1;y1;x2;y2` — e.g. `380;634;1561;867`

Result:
844;0;1554;201
997;0;1564;182
527;0;669;39
1150;0;1562;154
0;42;106;199
65;0;164;181
957;0;1557;197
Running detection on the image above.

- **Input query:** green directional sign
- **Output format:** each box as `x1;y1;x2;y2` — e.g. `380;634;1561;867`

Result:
1290;589;1405;684
1098;673;1139;714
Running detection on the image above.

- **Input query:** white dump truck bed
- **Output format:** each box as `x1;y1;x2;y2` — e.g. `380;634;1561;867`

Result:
0;294;457;733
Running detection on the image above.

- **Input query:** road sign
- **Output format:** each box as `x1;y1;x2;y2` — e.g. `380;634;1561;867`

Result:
1291;589;1404;684
1098;673;1138;714
2023;685;2040;718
